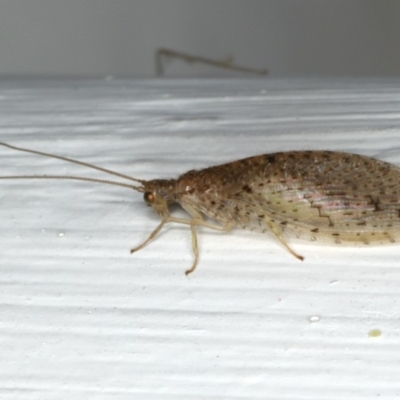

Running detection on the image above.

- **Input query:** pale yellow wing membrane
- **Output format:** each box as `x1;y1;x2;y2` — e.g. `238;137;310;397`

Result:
259;189;400;245
195;151;400;246
253;151;400;244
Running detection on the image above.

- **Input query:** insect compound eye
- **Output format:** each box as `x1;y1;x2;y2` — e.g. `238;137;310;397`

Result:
144;191;155;204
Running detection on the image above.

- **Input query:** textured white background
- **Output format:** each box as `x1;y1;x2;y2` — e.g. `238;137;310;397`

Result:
1;78;400;399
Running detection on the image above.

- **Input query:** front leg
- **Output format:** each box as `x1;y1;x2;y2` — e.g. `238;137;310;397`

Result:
165;215;233;275
130;205;232;274
130;219;167;254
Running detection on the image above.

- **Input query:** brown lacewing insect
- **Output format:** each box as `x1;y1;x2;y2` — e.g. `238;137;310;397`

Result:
1;141;400;274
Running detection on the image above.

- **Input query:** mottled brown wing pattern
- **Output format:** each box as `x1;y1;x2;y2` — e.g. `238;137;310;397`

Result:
184;151;400;246
260;151;400;245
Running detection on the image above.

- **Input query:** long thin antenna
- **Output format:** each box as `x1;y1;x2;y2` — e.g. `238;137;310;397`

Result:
0;141;145;184
0;174;144;191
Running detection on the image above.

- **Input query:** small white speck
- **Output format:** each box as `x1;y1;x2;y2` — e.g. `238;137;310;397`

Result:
58;232;65;237
309;315;320;323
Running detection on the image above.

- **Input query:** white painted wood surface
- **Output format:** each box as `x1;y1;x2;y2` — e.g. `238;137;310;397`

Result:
1;78;400;399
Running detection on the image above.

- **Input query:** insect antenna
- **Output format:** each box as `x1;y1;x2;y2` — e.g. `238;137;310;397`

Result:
0;141;146;191
0;141;145;184
0;174;144;191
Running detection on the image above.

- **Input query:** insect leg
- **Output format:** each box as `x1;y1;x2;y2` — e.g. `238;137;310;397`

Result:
185;221;199;276
130;210;232;273
164;215;233;274
130;219;167;254
265;219;304;261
